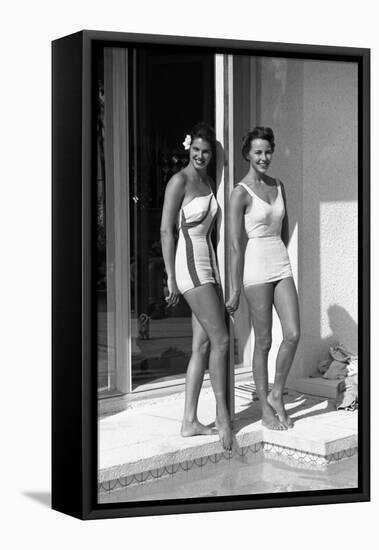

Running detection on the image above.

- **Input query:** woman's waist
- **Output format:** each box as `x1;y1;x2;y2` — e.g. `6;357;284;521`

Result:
178;229;213;240
177;234;215;248
246;233;282;240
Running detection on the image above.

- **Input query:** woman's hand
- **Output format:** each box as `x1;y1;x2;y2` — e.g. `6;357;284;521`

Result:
165;277;181;308
225;291;240;315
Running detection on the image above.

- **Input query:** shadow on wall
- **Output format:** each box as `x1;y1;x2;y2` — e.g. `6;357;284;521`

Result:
313;305;358;370
327;305;358;355
294;305;357;383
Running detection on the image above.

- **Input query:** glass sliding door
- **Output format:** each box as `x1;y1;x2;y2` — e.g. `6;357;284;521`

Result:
130;47;215;391
96;45;215;398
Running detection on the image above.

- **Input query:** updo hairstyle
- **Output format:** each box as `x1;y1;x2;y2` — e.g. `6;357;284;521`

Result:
241;126;275;161
190;122;217;153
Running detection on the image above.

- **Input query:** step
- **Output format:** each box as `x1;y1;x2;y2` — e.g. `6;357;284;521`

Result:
98;389;357;491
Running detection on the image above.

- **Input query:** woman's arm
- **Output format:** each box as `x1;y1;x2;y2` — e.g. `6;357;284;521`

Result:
280;181;290;247
160;173;185;307
225;186;247;314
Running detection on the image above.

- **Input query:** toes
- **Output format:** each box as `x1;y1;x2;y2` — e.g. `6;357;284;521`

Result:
280;415;293;429
219;428;233;451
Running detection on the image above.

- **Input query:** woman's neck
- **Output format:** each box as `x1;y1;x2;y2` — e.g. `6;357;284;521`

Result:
187;164;208;183
246;167;267;185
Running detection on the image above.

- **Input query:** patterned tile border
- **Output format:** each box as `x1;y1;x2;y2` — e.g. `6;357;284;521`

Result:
263;442;358;467
98;441;357;494
98;442;264;493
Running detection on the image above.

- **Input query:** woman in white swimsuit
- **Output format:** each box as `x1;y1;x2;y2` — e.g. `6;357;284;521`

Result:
226;127;300;430
160;122;232;450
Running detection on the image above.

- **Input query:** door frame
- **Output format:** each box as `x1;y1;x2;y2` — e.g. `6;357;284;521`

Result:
98;51;238;414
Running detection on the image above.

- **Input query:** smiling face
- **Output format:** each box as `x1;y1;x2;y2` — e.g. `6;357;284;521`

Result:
247;138;273;175
189;137;212;170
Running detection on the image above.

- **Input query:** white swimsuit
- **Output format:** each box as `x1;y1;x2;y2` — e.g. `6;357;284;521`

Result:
175;193;221;294
238;181;293;287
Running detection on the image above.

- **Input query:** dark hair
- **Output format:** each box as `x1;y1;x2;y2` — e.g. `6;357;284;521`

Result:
190;122;216;152
241;127;275;160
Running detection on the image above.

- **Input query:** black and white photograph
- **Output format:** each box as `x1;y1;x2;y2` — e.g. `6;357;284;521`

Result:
4;0;378;544
89;36;368;507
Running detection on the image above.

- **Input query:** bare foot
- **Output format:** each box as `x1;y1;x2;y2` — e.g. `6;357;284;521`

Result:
261;406;287;430
215;417;233;451
267;392;294;429
181;419;214;437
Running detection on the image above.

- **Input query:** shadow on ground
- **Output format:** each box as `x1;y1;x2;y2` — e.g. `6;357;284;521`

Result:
22;491;51;508
233;393;335;433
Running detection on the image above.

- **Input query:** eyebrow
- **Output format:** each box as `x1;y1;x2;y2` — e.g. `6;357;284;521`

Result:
193;146;210;151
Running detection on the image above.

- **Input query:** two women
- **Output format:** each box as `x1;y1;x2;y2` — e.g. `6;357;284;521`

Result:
160;124;299;447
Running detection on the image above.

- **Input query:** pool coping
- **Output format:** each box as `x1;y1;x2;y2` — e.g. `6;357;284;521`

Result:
98;437;358;493
98;391;358;491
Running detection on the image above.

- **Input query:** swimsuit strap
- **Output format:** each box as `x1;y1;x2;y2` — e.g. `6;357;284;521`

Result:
238;182;255;198
239;180;281;196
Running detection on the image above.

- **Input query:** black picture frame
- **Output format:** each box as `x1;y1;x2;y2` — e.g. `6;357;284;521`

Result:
52;30;370;520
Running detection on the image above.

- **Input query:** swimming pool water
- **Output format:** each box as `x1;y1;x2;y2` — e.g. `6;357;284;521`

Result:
98;451;358;504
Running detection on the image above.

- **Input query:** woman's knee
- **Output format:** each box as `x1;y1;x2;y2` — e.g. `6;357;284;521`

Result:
283;326;300;346
210;333;229;354
193;338;210;356
254;334;272;353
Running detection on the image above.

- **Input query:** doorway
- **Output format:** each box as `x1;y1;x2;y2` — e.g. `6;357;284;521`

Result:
130;48;215;391
97;46;216;398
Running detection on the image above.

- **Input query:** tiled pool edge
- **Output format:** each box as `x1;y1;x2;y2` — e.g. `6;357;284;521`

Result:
98;434;358;493
98;442;264;493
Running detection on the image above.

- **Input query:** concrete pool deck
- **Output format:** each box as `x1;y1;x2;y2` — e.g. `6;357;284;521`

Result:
98;387;358;487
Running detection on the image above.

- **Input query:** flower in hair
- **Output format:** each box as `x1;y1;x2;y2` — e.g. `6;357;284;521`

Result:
182;134;191;150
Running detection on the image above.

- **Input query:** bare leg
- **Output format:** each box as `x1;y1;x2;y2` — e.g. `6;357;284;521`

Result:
184;284;232;450
181;313;214;437
267;277;300;428
244;283;285;430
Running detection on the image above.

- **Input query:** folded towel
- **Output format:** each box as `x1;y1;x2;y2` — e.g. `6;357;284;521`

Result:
347;358;358;376
323;360;348;380
329;343;357;364
336;374;358;410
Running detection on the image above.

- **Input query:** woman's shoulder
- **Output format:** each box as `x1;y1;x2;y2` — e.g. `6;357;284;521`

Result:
262;175;280;187
166;170;187;193
231;183;250;204
233;181;249;191
270;176;284;188
233;182;252;195
275;178;285;193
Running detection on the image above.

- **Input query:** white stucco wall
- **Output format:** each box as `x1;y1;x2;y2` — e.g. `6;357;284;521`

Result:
253;58;358;383
296;60;358;379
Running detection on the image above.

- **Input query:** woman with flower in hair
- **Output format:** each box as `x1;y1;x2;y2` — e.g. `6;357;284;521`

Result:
226;127;300;430
160;122;232;450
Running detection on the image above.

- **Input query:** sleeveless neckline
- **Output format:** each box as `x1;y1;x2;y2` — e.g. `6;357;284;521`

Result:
182;192;213;210
239;181;279;206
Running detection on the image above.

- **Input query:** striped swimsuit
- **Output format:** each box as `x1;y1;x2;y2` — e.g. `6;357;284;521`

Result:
175;193;220;295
